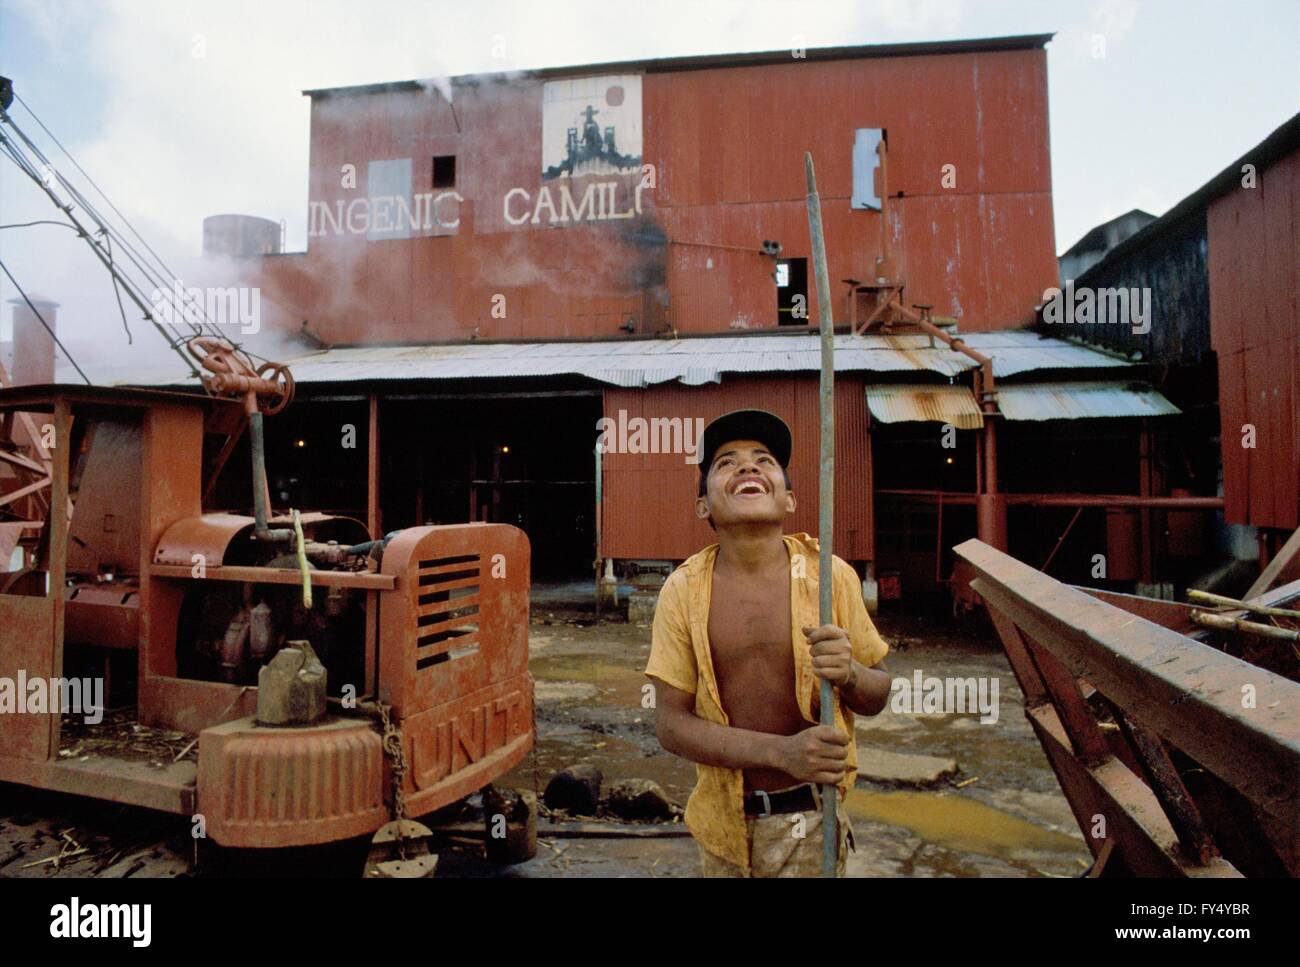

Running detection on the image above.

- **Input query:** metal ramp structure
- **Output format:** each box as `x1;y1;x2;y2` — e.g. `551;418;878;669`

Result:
954;538;1300;877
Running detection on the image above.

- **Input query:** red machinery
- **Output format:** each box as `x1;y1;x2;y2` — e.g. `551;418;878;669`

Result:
0;79;534;866
0;376;533;856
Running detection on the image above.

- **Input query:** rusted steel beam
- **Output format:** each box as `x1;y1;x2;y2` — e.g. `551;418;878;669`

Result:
877;488;978;505
1041;505;1084;573
954;539;1300;838
0;448;47;475
1077;588;1206;636
1006;494;1224;509
0;475;50;509
980;582;1113;766
1182;765;1298;876
1027;704;1240;878
973;578;1049;706
149;563;395;590
1112;706;1221;866
363;589;378;698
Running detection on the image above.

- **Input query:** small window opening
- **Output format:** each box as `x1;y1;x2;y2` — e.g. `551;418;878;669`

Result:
775;257;808;326
432;155;456;188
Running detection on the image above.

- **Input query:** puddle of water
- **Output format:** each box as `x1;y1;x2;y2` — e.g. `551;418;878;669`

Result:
844;787;1082;860
531;654;648;708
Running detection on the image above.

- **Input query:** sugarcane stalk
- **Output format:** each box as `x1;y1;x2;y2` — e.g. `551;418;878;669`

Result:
1187;589;1300;620
292;509;313;609
1191;610;1300;641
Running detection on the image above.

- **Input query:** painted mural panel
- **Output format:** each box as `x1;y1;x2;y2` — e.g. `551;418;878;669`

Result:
541;75;643;180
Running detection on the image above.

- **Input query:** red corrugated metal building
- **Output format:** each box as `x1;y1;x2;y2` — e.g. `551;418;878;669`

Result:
601;377;873;561
1064;113;1299;579
238;34;1058;342
1209;133;1300;532
190;34;1195;598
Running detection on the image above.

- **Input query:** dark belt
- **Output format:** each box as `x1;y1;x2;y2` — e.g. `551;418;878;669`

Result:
743;783;819;817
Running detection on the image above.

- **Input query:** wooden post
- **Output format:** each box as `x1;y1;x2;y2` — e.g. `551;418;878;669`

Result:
805;152;838;878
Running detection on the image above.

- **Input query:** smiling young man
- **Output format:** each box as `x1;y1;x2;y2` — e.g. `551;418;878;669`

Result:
646;409;893;877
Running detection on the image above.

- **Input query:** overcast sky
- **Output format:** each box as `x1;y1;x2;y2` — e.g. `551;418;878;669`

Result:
1;0;1296;379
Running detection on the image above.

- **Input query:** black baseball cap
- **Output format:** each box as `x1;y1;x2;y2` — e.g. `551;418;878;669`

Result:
699;409;792;474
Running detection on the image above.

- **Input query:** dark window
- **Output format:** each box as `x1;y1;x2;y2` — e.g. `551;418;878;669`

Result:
432;155;456;188
775;257;808;325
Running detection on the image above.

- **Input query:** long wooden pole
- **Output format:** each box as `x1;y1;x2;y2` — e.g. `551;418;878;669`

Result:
805;152;837;878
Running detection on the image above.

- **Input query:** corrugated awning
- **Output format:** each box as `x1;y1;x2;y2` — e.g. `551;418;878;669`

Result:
996;381;1181;421
271;331;1135;388
865;380;1180;427
116;329;1139;390
865;384;984;429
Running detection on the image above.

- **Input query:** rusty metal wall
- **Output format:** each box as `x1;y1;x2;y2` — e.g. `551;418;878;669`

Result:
242;44;1056;343
1211;146;1300;530
600;375;872;562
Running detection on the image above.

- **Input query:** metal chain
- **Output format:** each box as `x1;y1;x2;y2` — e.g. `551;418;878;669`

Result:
376;701;410;858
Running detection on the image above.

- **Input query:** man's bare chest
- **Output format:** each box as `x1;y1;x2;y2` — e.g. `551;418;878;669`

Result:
706;572;794;671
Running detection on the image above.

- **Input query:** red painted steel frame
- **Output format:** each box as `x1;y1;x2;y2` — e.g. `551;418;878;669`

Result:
0;387;534;849
955;537;1300;877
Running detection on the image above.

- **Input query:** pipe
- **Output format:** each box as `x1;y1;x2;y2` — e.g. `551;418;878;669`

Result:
876;489;1224;510
895;304;997;404
982;413;999;494
978;415;1006;549
893;304;1005;549
1041;506;1084;573
595;442;602;620
249;412;293;543
1010;494;1224;509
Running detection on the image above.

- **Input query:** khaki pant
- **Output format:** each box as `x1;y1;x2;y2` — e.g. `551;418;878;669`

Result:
699;792;853;878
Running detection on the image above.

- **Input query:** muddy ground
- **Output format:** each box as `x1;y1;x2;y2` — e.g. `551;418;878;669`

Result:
0;593;1089;878
499;601;1090;877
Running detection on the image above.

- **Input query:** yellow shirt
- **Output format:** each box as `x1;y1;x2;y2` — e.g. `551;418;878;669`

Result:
645;532;889;872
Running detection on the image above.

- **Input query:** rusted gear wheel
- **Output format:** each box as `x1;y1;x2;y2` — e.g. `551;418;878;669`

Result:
255;361;295;415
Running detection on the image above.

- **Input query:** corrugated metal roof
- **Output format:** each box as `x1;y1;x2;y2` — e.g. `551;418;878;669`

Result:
254;330;1133;389
866;384;984;429
996;381;1181;421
